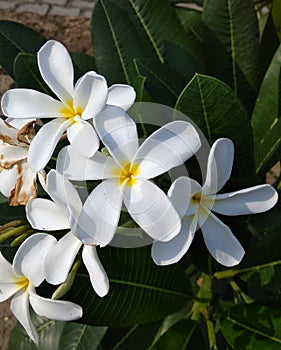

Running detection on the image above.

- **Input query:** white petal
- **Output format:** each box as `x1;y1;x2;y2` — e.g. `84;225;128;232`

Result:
67;120;99;158
77;180;122;245
11;289;38;343
44;231;81;285
26;198;69;230
0;117;21;142
151;215;197;266
124;179;181;242
168;176;202;217
5;118;35;129
29;289;82;321
57;146;118;181
199;212;245;267
13;233;57;286
134;121;201;179
28;118;72;172
202;138;234;195
38;40;74;104
94;106;138;164
211;184;278;215
0;143;28;168
107;84;136;110
0;282;19;302
1;89;65;119
0;167;17;197
74;71;108;119
82;246;109;297
46;170;82;215
0;253;19;301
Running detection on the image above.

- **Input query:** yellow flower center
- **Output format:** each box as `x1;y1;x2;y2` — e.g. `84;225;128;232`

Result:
192;192;201;204
16;276;29;291
60;101;83;121
118;163;139;187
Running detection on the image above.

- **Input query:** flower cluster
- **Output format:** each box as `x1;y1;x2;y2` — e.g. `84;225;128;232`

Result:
0;40;278;342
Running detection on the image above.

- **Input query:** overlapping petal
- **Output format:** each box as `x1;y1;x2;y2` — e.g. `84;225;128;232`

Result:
107;84;136;110
0;167;17;197
82;246;109;297
38;40;74;104
0;143;28;167
211;184;278;215
134;121;201;179
28;118;72;172
199;212;245;267
123;178;181;242
12;233;57;286
151;215;197;265
94;106;139;164
77;179;123;245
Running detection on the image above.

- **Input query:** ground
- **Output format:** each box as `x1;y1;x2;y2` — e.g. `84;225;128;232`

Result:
0;10;92;349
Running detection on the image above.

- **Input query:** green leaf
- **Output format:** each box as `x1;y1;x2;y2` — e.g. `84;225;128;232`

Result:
70;52;96;82
221;304;281;349
67;246;193;327
0;20;46;79
13;53;52;94
9;314;107;350
251;44;281;144
272;0;281;42
148;319;206;350
202;0;261;114
91;0;196;85
0;201;25;226
175;73;255;189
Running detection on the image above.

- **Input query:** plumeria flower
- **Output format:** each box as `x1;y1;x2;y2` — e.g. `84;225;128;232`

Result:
57;106;201;246
152;138;278;267
0;118;45;205
0;233;82;343
26;169;109;297
1;40;136;172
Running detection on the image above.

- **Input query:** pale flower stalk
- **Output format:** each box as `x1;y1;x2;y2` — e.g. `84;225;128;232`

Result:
57;106;201;246
1;40;136;172
26;170;109;297
0;233;82;343
0;118;45;205
152;138;278;267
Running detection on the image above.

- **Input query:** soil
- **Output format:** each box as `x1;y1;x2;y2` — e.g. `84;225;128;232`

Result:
0;9;92;350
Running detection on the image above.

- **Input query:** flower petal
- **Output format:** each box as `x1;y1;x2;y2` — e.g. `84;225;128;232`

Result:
134;121;201;179
28;118;72;172
38;40;74;104
202;138;234;195
0;143;28;168
151;215;197;266
67;120;99;158
107;84;136;110
46;170;82;215
124;179;181;242
44;231;81;285
29;289;82;321
11;289;38;343
94;106;138;164
168;176;202;217
211;184;278;215
0;167;17;197
0;253;19;301
77;180;122;245
199;212;245;267
1;89;65;119
13;233;57;286
57;146;118;181
82;246;109;297
5;118;35;129
74;71;108;119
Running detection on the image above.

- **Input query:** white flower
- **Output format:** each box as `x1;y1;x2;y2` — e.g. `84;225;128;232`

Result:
0;118;45;205
26;170;109;297
0;233;82;343
57;106;201;246
152;138;278;267
1;40;136;172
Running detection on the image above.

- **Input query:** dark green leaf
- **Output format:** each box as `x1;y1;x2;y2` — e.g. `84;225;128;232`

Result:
221;304;281;350
0;20;46;79
70;52;96;82
202;0;261;114
67;246;193;327
175;73;255;189
272;0;281;42
9;314;107;350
